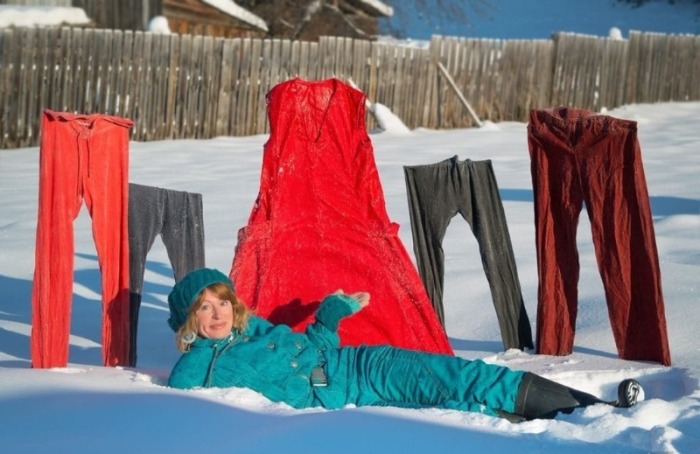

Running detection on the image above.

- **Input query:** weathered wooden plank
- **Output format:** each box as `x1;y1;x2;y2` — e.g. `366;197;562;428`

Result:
217;37;234;137
81;28;99;114
144;31;161;138
317;36;331;79
343;37;354;80
226;38;243;136
96;29;114;115
61;27;80;114
599;37;623;109
139;32;155;139
175;33;192;139
297;40;309;79
32;28;53;142
692;36;700;100
187;34;204;138
257;39;272;133
127;30;143;138
0;28;19;147
437;37;454;127
198;35;219;139
163;33;179;138
268;39;282;93
308;41;319;81
15;27;36;145
116;30;133;120
235;38;252;137
278;38;292;83
152;32;172;139
106;30;123;116
246;38;262;134
268;39;291;86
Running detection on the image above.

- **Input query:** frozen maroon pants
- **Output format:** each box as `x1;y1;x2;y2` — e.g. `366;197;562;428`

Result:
527;108;670;366
31;110;133;368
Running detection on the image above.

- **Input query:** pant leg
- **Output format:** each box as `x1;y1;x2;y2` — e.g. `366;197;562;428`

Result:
342;346;524;416
127;183;167;367
30;111;82;368
160;188;206;282
459;160;534;350
405;157;533;350
83;116;132;367
577;117;671;365
403;157;461;326
528;109;586;356
514;372;607;420
127;185;206;366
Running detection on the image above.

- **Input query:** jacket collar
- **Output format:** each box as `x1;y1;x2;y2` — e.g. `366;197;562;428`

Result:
190;331;238;349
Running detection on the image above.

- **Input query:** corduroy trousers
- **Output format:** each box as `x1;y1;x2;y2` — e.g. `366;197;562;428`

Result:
31;110;133;368
527;108;671;365
403;156;534;351
127;183;205;366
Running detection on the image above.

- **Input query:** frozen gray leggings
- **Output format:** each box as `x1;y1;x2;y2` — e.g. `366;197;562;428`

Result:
403;156;533;350
128;183;205;366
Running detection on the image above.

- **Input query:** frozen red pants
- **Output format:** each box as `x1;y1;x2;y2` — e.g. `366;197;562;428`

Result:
31;110;133;368
527;108;670;366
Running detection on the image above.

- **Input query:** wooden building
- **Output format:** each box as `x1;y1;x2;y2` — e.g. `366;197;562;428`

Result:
1;0;392;40
162;0;267;38
68;0;268;38
237;0;393;41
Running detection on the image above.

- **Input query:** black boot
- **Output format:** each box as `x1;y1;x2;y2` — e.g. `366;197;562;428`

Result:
617;379;643;408
514;372;607;420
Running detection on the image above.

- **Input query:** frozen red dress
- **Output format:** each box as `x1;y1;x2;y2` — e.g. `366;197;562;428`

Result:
230;78;452;354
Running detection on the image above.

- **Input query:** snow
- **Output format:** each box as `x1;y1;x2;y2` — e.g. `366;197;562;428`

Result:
1;100;699;453
147;16;171;35
370;102;411;134
356;0;394;17
1;2;700;454
608;26;623;40
0;5;91;27
201;0;268;32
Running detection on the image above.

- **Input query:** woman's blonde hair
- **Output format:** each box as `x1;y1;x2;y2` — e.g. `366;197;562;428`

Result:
175;282;251;352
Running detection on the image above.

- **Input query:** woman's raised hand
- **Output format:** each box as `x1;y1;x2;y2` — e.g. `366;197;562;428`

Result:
332;289;371;308
349;292;370;308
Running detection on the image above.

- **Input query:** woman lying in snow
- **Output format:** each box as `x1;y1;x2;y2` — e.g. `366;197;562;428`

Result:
166;268;643;422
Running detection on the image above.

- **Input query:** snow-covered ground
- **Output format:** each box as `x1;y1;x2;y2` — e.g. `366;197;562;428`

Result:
2;1;700;453
1;100;699;453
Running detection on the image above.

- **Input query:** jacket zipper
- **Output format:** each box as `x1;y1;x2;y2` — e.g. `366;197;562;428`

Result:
203;333;236;388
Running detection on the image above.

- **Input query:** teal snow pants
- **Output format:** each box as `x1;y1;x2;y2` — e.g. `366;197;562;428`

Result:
316;345;524;416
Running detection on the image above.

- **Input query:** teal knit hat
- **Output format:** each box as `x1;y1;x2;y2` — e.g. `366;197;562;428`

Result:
167;268;234;332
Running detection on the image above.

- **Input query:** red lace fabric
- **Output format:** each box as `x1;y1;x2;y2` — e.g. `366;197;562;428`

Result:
230;78;452;354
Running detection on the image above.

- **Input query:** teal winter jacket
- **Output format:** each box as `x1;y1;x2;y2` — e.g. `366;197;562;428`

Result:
168;293;524;415
168;293;361;409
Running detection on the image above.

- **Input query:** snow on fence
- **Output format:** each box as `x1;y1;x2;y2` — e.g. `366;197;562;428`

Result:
0;27;699;148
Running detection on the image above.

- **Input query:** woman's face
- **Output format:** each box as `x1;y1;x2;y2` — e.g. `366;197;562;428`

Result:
195;288;234;339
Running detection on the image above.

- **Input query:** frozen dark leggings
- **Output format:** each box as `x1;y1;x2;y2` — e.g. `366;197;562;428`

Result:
127;183;205;366
403;156;534;351
527;108;670;365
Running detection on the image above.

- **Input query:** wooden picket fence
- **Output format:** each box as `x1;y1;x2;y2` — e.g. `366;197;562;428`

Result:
1;27;699;148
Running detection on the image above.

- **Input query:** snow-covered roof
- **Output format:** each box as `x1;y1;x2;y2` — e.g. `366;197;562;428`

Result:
201;0;268;32
347;0;393;17
0;6;91;28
